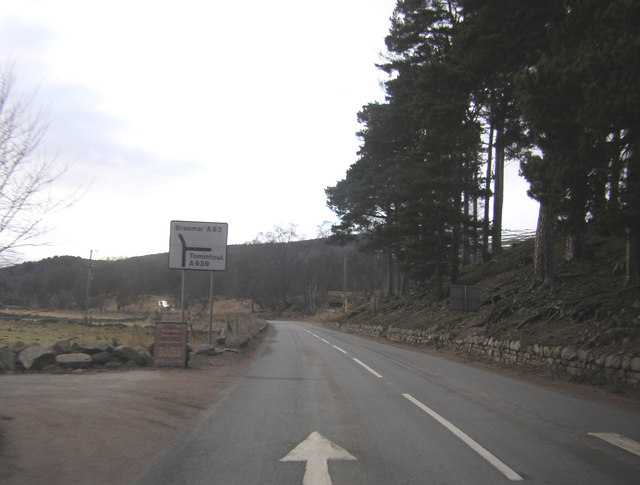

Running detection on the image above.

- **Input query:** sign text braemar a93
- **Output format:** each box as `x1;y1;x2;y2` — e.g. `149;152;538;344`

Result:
168;220;228;271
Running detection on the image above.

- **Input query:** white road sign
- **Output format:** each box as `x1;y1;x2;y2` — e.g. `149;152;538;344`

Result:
168;220;228;271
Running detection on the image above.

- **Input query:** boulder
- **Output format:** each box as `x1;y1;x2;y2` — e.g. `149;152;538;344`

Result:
55;353;92;369
78;342;112;355
113;345;147;366
605;354;622;369
0;346;16;372
91;351;117;365
53;340;73;354
42;364;63;373
194;344;223;356
576;349;592;363
560;347;577;361
18;346;56;370
134;347;152;365
11;341;28;354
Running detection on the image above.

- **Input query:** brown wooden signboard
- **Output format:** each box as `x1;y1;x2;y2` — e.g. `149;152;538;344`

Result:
154;321;187;367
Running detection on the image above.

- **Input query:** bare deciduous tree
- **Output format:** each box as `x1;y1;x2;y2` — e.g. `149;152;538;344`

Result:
0;68;70;264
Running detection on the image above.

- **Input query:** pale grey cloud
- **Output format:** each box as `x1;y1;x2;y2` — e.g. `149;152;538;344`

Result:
1;0;538;262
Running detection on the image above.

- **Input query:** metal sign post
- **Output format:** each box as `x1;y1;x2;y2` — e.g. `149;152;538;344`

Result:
167;220;228;357
181;270;186;323
208;272;215;344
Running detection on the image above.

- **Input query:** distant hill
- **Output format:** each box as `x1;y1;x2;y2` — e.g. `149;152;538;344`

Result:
0;239;388;313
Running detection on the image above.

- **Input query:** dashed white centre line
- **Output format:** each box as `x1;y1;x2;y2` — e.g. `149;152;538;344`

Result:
353;358;383;378
307;330;381;377
306;329;348;355
589;433;640;457
404;393;523;481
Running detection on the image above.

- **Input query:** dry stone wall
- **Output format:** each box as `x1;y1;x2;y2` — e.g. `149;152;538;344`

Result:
328;323;640;390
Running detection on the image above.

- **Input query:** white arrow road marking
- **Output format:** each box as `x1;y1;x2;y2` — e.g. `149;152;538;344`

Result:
280;432;357;485
404;394;523;481
589;433;640;457
352;358;383;378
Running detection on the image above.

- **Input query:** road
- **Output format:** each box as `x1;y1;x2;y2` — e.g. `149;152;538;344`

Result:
135;321;640;484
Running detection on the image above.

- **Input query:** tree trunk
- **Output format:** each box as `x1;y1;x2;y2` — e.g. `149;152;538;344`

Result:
532;201;555;287
385;246;393;298
435;232;444;299
492;124;504;255
451;228;460;284
451;192;461;284
625;225;639;284
483;122;494;261
434;261;444;300
472;169;479;263
398;270;408;296
462;187;472;266
607;131;623;219
625;139;639;283
565;232;585;262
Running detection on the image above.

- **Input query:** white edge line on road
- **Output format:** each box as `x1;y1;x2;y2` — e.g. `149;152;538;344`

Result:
403;393;523;481
320;338;330;344
332;345;348;354
353;358;383;378
588;433;640;457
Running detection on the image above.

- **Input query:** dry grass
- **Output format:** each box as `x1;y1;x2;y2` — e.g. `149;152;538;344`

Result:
0;318;153;348
0;298;266;349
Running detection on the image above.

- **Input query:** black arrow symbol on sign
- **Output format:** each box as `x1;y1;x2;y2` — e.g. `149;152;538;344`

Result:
179;233;212;267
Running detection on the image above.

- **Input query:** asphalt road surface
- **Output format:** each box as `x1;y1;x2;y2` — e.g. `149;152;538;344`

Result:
135;321;640;485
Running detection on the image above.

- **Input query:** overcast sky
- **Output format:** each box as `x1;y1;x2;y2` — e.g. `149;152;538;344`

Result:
1;0;538;262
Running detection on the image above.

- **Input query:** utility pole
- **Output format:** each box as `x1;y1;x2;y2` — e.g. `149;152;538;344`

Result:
343;252;347;312
84;250;94;324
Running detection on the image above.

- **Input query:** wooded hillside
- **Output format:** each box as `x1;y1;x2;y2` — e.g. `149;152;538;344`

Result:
0;239;389;314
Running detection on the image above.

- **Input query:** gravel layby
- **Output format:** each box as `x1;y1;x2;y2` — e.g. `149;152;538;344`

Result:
0;326;270;485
